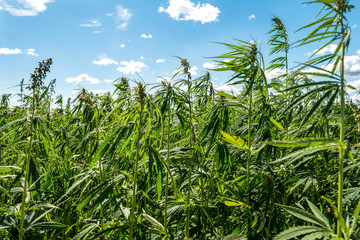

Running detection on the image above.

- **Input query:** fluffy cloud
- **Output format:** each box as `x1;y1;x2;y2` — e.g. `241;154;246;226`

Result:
215;83;240;95
141;34;152;39
173;66;198;76
115;5;131;30
158;0;220;24
345;54;360;78
120;44;126;48
156;76;171;83
89;89;110;95
248;14;255;21
72;89;109;95
80;19;101;27
202;62;217;69
92;57;118;66
347;79;360;93
116;22;128;30
310;44;337;56
0;0;53;16
117;60;147;74
25;48;38;56
66;74;100;84
302;49;360;79
0;48;22;54
156;59;165;63
189;66;198;76
104;79;114;83
266;68;286;80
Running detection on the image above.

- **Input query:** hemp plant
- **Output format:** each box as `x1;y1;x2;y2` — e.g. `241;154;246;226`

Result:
129;82;146;240
19;58;53;240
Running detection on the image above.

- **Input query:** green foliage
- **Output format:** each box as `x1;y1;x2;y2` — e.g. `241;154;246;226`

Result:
1;1;360;239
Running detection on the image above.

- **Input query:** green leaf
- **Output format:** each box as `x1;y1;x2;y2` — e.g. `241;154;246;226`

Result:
349;198;360;239
31;222;68;229
224;201;250;208
274;226;326;240
265;138;339;148
220;130;249;151
305;199;331;230
269;117;285;131
0;166;21;174
142;213;165;232
279;204;330;228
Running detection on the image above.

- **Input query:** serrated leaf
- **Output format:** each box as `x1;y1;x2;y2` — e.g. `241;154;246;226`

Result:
274;226;325;240
220;130;249;151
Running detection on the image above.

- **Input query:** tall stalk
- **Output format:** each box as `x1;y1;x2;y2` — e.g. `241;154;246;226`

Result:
164;91;171;231
295;1;354;235
19;88;35;240
129;83;145;240
337;21;346;236
180;58;193;239
19;59;52;240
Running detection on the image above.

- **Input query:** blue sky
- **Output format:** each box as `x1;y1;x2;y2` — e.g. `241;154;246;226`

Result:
0;0;359;103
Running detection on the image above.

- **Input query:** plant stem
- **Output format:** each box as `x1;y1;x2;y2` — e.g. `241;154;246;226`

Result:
185;76;193;239
164;97;171;231
129;95;144;240
19;89;36;240
337;25;346;237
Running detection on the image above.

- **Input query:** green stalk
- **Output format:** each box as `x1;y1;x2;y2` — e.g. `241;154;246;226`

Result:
185;75;193;239
19;88;36;240
129;92;144;240
164;97;171;231
96;107;105;231
247;83;252;191
337;23;346;236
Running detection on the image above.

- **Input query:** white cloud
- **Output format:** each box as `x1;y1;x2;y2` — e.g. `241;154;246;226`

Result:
117;60;147;74
347;79;360;93
115;5;131;30
72;89;108;95
203;62;217;69
173;66;198;76
66;74;100;84
302;50;360;79
353;24;358;28
104;79;114;83
189;66;198;76
88;89;110;95
248;14;255;21
141;34;152;39
0;0;53;16
344;53;360;78
93;29;103;34
116;5;131;22
266;68;286;80
80;19;101;27
0;48;22;54
310;44;338;56
25;48;38;56
116;22;128;30
156;59;165;63
158;0;220;24
215;83;240;95
156;76;171;83
120;44;126;48
140;56;144;60
92;57;119;66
